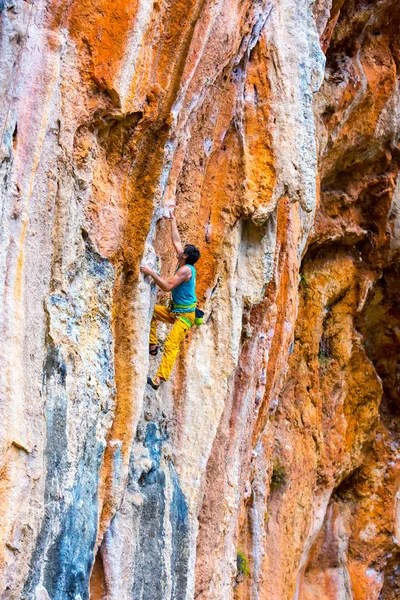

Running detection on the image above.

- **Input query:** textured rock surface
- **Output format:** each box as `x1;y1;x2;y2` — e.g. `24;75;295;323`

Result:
0;0;399;599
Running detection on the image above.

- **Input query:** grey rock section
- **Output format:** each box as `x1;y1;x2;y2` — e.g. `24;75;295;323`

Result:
100;415;190;600
22;243;115;600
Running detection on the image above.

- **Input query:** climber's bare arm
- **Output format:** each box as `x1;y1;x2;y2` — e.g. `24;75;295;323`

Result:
169;214;184;258
140;265;191;292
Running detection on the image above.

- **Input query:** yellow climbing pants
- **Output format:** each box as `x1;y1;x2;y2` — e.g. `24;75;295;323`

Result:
149;305;195;381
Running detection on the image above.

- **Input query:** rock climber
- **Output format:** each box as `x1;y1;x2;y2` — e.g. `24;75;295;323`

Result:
140;211;200;390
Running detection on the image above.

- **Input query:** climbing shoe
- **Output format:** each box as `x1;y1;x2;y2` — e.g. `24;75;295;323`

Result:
149;345;159;356
147;376;160;390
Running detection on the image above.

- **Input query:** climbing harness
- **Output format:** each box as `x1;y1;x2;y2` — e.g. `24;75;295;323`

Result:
0;0;35;154
171;301;196;312
170;303;203;327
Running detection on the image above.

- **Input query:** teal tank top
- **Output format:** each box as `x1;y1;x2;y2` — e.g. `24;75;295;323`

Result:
171;265;197;313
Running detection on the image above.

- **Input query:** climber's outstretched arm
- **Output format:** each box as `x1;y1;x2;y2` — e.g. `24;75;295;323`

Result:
140;264;191;292
170;214;184;258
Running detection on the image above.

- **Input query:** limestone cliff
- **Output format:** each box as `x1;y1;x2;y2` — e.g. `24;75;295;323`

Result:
0;0;399;599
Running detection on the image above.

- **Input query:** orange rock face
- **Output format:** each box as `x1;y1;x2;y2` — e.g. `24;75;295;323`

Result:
0;0;399;599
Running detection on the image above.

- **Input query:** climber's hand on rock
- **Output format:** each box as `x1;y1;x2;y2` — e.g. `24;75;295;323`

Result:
140;265;154;277
165;206;175;220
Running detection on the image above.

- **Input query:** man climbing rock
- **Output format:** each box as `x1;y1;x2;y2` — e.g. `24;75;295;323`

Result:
140;211;200;390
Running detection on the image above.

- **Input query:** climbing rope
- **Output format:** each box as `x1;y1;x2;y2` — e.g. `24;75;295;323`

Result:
189;76;226;242
180;3;274;244
0;0;35;154
170;74;227;248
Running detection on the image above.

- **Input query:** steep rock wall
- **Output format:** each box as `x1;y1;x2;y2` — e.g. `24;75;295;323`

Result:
0;0;399;599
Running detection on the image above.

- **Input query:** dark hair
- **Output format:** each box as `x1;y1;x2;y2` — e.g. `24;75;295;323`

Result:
184;244;200;265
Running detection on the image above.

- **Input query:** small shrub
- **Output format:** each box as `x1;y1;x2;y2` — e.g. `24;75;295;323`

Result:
270;462;287;491
299;272;313;301
318;351;330;366
299;273;309;287
236;550;250;583
318;333;331;366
